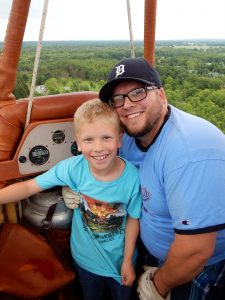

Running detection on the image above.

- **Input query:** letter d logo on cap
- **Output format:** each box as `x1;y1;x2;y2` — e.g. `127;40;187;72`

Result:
115;64;125;78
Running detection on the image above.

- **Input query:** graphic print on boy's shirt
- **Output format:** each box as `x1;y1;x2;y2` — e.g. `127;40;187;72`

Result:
80;194;126;243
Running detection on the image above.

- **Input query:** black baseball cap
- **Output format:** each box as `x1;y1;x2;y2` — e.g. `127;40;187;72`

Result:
99;57;162;103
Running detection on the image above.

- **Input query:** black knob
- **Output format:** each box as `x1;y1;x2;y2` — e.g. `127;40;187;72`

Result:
19;156;27;163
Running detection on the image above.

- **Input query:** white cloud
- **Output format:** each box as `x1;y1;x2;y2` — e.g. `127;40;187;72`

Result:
0;0;224;42
156;0;225;40
0;0;12;19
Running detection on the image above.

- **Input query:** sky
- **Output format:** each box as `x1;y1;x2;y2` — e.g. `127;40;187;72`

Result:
0;0;225;42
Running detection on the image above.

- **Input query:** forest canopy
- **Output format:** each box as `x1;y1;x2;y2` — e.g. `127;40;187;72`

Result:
1;39;224;132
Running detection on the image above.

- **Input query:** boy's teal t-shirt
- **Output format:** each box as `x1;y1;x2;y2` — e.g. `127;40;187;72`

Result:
36;155;142;283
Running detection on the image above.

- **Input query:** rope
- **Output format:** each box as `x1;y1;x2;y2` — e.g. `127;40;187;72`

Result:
126;0;135;58
25;0;49;129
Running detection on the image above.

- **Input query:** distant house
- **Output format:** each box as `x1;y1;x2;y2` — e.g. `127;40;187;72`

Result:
64;86;71;92
35;85;46;94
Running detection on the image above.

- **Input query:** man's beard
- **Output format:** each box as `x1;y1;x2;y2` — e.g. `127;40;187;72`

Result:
122;118;157;138
121;100;165;138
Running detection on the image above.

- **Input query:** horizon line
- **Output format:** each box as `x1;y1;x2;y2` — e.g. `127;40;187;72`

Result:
0;38;225;43
1;38;225;43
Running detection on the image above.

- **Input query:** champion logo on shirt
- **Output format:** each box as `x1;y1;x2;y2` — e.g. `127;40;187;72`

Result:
181;219;191;225
141;187;151;201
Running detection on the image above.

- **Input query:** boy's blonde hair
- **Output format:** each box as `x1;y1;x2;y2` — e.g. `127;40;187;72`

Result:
74;98;122;135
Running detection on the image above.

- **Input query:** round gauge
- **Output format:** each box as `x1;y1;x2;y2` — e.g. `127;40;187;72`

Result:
29;145;50;165
71;141;81;156
52;130;65;144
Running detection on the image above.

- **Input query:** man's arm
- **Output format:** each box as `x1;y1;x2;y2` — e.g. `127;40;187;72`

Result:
121;216;139;286
0;179;43;204
153;232;217;297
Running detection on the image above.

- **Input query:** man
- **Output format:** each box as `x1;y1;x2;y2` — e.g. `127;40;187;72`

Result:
97;57;225;300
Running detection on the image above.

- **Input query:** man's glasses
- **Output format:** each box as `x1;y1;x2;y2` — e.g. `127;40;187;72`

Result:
109;86;159;108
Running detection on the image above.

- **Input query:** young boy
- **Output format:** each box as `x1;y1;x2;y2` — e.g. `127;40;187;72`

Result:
0;98;142;300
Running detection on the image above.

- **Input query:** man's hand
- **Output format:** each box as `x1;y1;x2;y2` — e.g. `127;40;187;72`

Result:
137;266;170;300
62;187;80;209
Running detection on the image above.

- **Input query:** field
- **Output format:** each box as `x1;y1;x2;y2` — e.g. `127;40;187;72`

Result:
1;39;225;132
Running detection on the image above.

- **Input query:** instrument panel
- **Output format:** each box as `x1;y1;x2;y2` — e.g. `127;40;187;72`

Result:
18;122;81;175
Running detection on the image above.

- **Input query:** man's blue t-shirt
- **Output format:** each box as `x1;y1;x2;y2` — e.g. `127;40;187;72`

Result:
120;105;225;265
36;155;142;283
